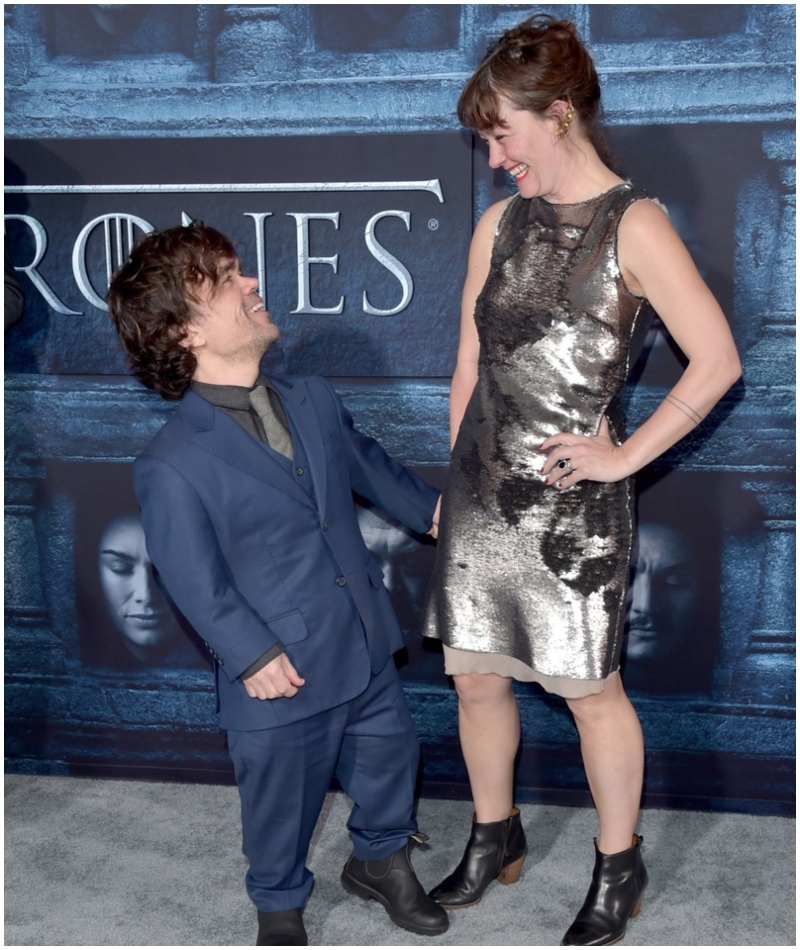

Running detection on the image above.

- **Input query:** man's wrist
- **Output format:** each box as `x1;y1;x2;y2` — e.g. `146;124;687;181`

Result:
240;644;285;680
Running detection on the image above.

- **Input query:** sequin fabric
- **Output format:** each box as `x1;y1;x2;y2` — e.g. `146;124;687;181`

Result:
424;184;655;684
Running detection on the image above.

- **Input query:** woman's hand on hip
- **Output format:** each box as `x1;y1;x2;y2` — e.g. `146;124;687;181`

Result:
540;417;633;489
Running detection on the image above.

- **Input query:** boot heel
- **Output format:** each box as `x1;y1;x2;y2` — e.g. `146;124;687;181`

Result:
497;853;525;885
629;891;644;919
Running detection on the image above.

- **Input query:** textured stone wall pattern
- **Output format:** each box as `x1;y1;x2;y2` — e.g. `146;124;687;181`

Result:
4;4;795;812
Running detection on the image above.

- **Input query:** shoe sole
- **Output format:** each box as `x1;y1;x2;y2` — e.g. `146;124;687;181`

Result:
436;896;483;910
341;873;450;936
561;933;626;947
560;889;645;946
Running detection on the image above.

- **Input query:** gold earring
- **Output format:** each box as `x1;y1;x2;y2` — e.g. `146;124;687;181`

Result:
556;98;574;139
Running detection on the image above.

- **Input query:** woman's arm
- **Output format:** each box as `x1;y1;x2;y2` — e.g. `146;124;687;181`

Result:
541;199;742;486
450;199;507;449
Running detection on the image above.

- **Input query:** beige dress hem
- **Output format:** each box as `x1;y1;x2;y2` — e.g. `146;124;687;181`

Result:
442;645;616;699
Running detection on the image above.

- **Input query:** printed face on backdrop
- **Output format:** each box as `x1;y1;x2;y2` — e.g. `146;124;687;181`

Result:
357;506;423;599
625;522;699;664
97;514;180;659
355;501;446;683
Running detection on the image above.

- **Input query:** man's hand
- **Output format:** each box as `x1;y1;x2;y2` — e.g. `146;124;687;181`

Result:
243;653;305;700
427;495;442;539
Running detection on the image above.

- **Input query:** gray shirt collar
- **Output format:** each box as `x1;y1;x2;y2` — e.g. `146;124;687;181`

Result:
190;374;275;410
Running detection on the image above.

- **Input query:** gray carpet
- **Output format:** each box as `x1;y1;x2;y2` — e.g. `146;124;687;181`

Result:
4;774;795;947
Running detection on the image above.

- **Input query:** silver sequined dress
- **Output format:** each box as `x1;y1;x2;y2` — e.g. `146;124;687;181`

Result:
424;184;655;693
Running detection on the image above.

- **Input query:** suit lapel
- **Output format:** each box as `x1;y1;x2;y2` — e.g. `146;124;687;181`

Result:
273;378;329;520
178;389;314;509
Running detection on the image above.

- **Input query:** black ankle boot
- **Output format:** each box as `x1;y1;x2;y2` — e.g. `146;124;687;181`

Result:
561;835;648;946
429;807;527;909
256;908;307;946
341;841;449;936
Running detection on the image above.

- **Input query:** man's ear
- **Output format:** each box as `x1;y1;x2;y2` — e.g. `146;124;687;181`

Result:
179;323;204;350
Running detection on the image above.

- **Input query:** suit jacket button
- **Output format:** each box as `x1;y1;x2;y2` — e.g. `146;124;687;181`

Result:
336;576;347;587
322;521;328;531
296;467;304;476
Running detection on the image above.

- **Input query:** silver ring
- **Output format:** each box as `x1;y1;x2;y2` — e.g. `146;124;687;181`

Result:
557;459;573;473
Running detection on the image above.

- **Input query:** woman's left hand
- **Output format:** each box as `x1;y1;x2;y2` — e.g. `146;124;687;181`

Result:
427;495;442;538
539;417;632;489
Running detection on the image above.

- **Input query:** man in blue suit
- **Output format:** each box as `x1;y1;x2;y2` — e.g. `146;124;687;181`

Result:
107;224;448;946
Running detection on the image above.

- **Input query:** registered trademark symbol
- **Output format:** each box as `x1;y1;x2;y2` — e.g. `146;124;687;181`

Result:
428;218;439;231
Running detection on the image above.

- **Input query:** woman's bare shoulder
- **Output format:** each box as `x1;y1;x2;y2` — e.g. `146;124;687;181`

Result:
472;196;514;249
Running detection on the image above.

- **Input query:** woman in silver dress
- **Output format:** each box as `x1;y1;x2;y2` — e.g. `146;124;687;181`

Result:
423;15;741;946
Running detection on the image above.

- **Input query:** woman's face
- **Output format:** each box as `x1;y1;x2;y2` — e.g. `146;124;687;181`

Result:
98;515;177;652
480;98;563;201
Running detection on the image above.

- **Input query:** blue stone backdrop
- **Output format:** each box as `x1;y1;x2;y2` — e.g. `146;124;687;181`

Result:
4;4;795;814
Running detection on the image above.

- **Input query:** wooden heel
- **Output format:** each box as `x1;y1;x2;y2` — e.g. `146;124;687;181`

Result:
497;853;525;885
629;891;644;919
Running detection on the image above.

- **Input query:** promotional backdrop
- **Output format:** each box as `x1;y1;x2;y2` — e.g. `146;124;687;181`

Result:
5;4;795;815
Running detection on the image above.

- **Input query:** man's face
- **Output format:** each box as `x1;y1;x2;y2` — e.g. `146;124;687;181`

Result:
186;257;279;368
625;523;698;663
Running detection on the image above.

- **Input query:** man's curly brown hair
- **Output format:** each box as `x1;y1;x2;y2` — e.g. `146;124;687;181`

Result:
107;223;236;400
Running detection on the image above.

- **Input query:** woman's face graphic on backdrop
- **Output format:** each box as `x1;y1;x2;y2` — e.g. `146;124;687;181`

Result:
98;515;178;657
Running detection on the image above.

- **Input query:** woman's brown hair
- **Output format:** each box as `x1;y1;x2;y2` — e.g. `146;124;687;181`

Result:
458;14;603;143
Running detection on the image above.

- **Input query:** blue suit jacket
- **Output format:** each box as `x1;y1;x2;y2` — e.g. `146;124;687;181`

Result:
133;376;440;732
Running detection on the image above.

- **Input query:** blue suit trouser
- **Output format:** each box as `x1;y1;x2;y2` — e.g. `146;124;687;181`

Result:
226;659;420;912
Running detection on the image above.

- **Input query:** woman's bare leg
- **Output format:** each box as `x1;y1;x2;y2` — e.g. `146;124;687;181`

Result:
566;672;644;854
453;672;519;822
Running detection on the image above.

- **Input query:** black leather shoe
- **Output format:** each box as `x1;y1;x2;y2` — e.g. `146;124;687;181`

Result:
561;835;648;946
256;908;308;946
341;842;449;936
429;807;527;909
